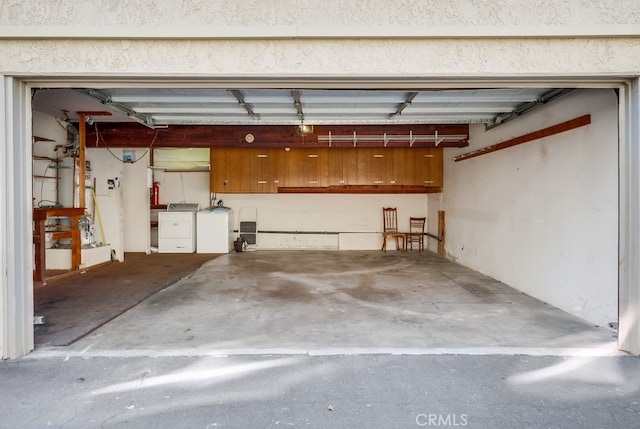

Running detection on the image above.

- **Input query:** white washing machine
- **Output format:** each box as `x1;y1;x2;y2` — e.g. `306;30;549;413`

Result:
197;207;234;253
158;203;199;253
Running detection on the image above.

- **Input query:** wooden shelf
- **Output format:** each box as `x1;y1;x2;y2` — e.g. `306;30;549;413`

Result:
33;155;60;162
33;175;59;180
33;136;55;143
278;185;442;194
46;231;73;241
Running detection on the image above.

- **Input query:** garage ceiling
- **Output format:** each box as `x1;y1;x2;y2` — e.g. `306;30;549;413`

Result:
32;87;572;129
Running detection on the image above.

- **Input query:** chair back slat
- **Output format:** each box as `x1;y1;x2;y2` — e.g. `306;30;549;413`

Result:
383;207;398;233
410;217;426;234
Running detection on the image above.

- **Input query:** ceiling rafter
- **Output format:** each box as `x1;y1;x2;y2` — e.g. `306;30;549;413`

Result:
388;92;419;119
229;89;260;120
36;87;572;127
485;88;576;130
291;90;304;122
74;88;161;129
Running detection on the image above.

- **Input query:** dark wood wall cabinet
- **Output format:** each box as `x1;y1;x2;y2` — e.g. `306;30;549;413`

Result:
211;147;443;194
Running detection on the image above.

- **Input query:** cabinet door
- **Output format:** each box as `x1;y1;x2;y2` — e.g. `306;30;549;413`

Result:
274;149;288;189
355;148;372;185
297;148;325;187
251;149;276;193
224;148;250;193
277;148;327;188
327;148;344;186
277;149;300;187
392;148;411;186
413;148;443;187
371;148;394;185
352;148;392;185
341;149;359;185
213;148;274;193
210;148;227;193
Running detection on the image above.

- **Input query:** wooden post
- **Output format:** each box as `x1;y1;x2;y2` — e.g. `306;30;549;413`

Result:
76;111;111;211
33;211;46;282
70;213;82;270
437;210;445;256
78;114;87;209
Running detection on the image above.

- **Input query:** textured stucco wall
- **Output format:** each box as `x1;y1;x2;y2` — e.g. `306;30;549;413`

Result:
1;38;640;77
0;1;639;77
1;0;639;29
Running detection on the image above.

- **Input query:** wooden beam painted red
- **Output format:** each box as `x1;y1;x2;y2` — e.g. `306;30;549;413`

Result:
84;123;469;149
453;114;591;162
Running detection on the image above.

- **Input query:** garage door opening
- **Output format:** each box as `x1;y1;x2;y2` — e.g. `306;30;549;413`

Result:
23;82;622;356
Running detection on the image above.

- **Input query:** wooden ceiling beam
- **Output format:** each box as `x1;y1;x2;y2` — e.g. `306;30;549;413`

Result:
84;123;469;149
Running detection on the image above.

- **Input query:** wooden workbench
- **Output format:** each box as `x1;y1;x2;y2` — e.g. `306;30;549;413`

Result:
33;207;85;282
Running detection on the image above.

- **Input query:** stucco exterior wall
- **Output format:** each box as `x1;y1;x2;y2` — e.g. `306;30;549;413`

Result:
1;38;639;78
1;0;639;33
0;1;639;78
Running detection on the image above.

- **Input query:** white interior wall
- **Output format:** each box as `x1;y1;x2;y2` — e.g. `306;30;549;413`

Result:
31;112;67;208
217;193;427;250
87;149;124;261
152;170;211;209
436;89;618;326
426;193;443;253
124;167;428;251
122;149;151;253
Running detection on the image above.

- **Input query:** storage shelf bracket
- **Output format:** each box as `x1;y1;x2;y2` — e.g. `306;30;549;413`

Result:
434;130;445;147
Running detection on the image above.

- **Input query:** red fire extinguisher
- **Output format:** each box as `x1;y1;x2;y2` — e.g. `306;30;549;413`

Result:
151;182;160;205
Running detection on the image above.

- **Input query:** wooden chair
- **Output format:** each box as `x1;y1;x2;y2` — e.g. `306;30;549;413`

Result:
382;207;406;252
407;217;426;252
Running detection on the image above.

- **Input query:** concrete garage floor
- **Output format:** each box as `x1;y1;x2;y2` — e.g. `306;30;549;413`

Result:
12;250;638;429
34;252;217;347
33;250;618;358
